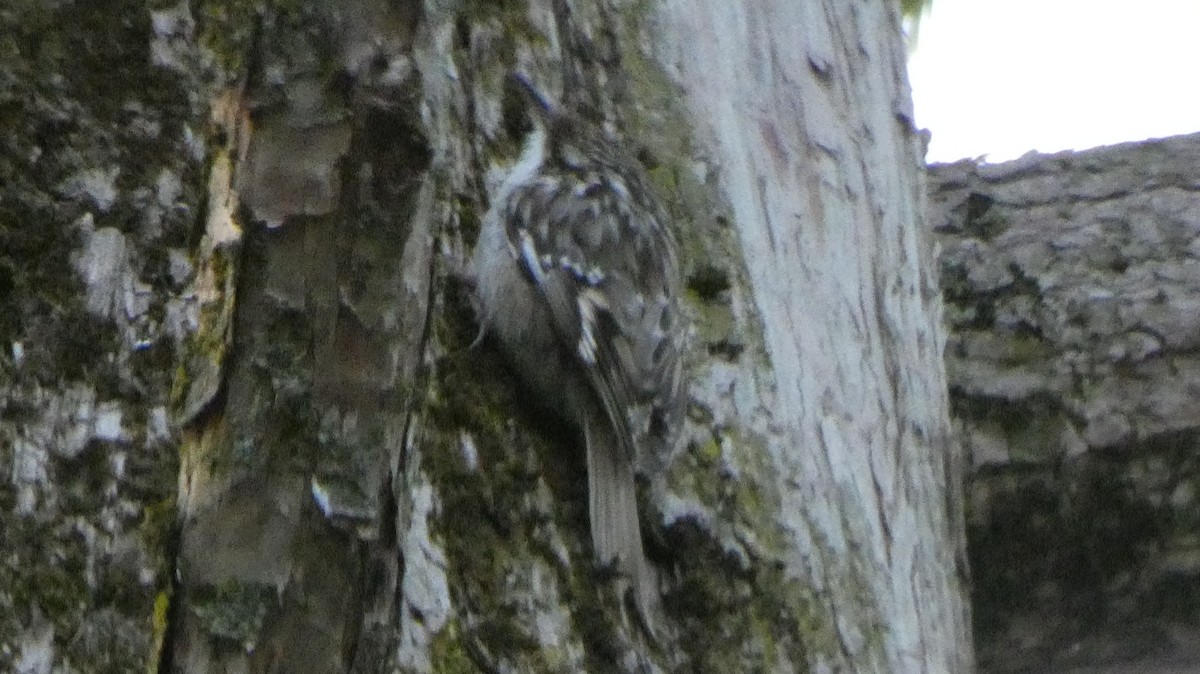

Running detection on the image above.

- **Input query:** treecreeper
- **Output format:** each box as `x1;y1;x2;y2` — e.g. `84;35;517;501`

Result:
471;73;687;638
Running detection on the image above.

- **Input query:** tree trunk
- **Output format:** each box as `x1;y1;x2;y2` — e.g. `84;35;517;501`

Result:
648;3;971;670
0;1;970;672
931;136;1200;672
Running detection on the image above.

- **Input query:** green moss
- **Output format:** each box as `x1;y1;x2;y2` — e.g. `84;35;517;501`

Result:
192;248;237;358
645;164;678;195
169;363;190;411
186;417;238;480
695;438;721;467
191;580;277;648
1002;332;1052;364
141;497;178;552
420;274;550;665
452;191;483;244
194;1;262;77
10;536;89;618
658;420;825;666
664;520;813;671
429;623;476;674
691;301;738;351
148;590;172;674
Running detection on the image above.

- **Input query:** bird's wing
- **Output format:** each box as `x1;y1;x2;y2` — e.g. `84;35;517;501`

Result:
501;170;683;462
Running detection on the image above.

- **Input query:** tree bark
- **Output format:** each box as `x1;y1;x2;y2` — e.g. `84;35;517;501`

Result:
0;1;970;672
931;135;1200;672
1;2;207;672
650;3;971;670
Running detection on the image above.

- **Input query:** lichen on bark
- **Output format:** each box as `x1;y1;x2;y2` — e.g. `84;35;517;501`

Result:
0;0;206;670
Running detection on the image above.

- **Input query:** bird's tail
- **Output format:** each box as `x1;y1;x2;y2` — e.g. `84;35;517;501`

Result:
585;419;662;639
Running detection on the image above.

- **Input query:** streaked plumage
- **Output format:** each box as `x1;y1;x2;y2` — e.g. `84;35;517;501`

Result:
472;75;685;636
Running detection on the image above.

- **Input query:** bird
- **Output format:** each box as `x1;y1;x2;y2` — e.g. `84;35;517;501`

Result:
470;73;687;637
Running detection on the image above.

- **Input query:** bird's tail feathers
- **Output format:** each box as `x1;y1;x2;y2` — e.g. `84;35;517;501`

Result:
585;419;662;639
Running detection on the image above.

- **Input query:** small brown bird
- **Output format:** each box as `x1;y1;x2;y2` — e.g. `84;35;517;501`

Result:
471;74;686;636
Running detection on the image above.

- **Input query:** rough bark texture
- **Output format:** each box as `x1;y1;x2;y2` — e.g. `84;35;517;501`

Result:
2;1;970;673
930;135;1200;672
0;3;206;672
651;2;971;671
169;3;431;672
